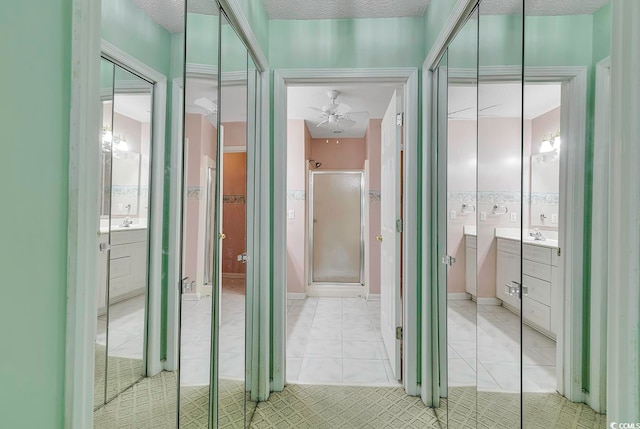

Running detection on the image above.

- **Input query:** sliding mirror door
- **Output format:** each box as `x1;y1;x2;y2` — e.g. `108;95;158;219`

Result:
477;0;524;425
179;3;220;427
217;13;249;428
444;6;478;428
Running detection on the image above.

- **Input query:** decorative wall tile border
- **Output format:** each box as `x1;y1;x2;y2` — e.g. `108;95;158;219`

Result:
448;192;476;204
369;190;381;203
105;185;149;196
287;190;306;201
223;195;246;204
530;192;559;205
448;191;559;206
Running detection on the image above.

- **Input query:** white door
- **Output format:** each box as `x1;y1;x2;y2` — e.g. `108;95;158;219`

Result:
380;91;402;380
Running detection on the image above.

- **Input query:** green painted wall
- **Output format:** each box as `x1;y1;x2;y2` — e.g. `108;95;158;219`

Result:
0;2;71;428
236;0;270;59
268;17;425;69
102;0;172;75
593;3;612;64
186;13;220;66
423;0;459;60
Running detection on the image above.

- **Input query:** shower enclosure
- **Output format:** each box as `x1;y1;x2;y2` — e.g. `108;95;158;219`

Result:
308;171;365;288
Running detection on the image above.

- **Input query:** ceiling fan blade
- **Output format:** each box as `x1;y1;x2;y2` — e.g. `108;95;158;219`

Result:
194;97;217;113
478;104;500;112
345;111;369;118
334;103;352;115
322;103;338;114
448;106;475;116
316;119;329;128
307;106;325;113
338;118;356;128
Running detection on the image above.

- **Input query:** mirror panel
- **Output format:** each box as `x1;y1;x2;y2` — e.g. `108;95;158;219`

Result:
445;6;478;428
523;0;610;426
477;0;524;426
179;3;220;427
104;65;153;403
94;57;115;411
217;13;249;428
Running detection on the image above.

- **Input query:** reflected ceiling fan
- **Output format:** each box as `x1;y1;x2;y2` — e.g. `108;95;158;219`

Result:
192;97;218;125
448;104;501;117
308;90;368;134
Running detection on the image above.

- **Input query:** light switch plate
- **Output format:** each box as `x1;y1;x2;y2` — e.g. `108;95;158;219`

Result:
288;210;295;219
511;212;517;222
552;214;558;224
480;211;487;221
450;210;457;220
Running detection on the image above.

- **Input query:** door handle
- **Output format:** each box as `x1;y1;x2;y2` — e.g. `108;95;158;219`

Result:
505;281;526;298
99;242;110;252
375;235;383;242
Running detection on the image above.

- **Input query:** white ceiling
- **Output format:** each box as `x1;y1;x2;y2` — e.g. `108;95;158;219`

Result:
448;83;561;120
113;94;152;123
288;84;398;138
185;78;248;123
130;0;218;33
479;0;609;15
263;0;430;20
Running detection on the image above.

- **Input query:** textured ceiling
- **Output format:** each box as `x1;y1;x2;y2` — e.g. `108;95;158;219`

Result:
130;0;218;33
288;84;398;138
479;0;609;15
448;83;561;120
263;0;430;20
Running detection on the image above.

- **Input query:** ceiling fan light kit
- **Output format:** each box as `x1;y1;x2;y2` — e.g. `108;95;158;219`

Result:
308;89;369;131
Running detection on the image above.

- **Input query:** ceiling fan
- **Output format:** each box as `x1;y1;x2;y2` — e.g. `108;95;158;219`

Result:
308;90;368;133
192;97;218;125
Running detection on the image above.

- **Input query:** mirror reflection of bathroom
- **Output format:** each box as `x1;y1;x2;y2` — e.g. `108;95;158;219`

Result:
94;59;153;411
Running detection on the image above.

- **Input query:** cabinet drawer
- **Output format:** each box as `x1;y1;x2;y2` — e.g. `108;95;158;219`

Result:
109;256;131;279
111;229;148;245
523;244;552;265
466;236;477;249
497;239;520;255
110;246;131;260
523;297;551;332
523;275;551;306
523;259;551;282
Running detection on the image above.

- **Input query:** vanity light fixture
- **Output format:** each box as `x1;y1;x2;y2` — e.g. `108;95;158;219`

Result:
540;134;554;153
102;125;128;152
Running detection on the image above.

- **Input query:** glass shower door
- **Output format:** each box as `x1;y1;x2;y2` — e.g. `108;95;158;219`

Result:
309;171;364;285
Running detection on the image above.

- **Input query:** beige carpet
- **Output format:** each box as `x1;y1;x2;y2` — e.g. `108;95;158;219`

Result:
94;344;144;410
94;372;254;429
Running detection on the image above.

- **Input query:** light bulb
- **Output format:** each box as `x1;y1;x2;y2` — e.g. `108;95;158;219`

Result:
540;138;554;153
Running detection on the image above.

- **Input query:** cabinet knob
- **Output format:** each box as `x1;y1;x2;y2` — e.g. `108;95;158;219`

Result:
375;235;383;242
218;233;226;240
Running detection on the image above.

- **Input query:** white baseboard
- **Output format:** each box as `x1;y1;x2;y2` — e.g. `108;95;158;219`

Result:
306;284;366;298
476;297;502;306
222;273;246;279
367;293;381;301
287;293;307;300
448;293;471;300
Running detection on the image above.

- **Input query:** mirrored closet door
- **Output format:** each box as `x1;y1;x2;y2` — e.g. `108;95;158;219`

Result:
94;57;154;409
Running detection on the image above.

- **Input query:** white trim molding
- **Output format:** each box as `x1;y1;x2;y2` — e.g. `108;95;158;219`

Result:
272;67;420;398
608;1;640;423
287;293;307;300
589;57;611;414
66;0;102;427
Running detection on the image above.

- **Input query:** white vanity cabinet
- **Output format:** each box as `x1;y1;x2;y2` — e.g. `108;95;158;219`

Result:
465;235;477;297
496;237;559;339
96;228;148;314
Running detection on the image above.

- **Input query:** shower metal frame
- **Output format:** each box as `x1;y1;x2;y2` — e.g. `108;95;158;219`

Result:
307;170;366;287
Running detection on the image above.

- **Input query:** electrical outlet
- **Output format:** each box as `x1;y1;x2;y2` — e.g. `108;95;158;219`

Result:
511;212;517;222
552;214;558;224
288;210;295;219
480;211;487;221
450;210;457;220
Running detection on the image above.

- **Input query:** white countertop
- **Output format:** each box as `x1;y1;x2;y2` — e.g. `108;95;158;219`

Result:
463;226;558;248
99;225;147;234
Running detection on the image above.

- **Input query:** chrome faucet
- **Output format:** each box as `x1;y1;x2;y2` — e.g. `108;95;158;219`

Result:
529;228;546;241
119;217;133;228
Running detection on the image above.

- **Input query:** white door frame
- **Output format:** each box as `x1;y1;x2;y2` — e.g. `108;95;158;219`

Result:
422;61;588;405
587;56;610;414
272;68;420;396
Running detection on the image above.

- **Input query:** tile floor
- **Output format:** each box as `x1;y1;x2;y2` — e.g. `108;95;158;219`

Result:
286;297;401;387
447;299;557;393
96;294;146;359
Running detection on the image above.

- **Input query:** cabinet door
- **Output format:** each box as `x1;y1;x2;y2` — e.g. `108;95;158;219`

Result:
496;250;510;302
466;245;477;296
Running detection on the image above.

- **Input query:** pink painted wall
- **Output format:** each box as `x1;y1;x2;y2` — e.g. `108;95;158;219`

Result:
183;113;217;284
286;120;309;294
222;152;247;274
476;117;531;298
447;119;477;294
310;138;366;169
222;121;247;147
366;119;382;295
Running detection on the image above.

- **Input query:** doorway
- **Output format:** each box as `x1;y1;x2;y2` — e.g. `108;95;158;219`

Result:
273;69;420;394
